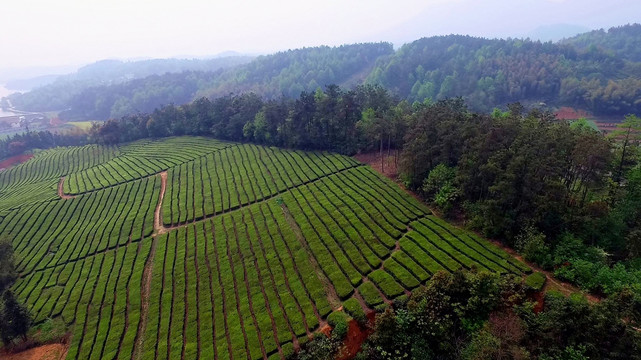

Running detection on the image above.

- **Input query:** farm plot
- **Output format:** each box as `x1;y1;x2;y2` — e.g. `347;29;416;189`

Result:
0;144;119;211
63;137;231;195
2;136;528;360
160;144;360;226
1;176;159;274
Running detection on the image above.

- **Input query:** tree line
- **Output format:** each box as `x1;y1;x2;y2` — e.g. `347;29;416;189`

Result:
0;238;31;348
401;100;641;297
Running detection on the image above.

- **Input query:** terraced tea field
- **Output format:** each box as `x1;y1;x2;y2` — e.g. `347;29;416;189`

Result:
0;136;528;359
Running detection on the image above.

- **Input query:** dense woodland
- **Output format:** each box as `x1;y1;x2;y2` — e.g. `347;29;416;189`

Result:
4;24;641;120
561;23;641;62
367;34;641;115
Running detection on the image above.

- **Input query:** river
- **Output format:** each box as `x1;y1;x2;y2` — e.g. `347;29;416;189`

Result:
0;85;23;117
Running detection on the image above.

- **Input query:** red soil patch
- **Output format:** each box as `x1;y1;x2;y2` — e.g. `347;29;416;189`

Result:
319;324;332;338
0;343;68;360
337;312;377;360
0;153;33;170
49;117;64;126
555;107;591;120
354;151;399;178
531;291;545;314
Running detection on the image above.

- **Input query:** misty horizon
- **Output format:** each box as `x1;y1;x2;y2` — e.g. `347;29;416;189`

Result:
2;0;640;74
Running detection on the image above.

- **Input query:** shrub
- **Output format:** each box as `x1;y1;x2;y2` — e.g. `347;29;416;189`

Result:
524;272;546;292
327;311;350;340
342;298;367;325
515;226;552;269
422;164;460;213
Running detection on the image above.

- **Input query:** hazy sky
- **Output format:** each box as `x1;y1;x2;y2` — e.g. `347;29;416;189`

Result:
1;0;639;70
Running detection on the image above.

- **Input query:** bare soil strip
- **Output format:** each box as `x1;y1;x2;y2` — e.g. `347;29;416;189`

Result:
153;171;169;235
1;343;68;360
132;234;158;360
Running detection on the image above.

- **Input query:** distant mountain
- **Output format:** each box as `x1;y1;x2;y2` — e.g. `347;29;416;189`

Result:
5;24;641;120
197;43;394;99
5;56;253;112
4;74;62;91
46;43;394;120
365;25;641;115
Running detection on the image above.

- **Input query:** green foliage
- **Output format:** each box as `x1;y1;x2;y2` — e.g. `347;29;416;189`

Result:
422;164;459;213
628;229;641;258
525;272;546;291
361;269;641;360
289;333;339;360
342;298;367;325
368;29;641;115
569;118;599;133
515;226;552;269
561;24;641;62
0;290;32;346
362;270;524;359
0;237;16;293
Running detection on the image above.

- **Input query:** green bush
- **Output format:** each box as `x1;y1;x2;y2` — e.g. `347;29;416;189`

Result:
515;226;553;269
342;298;367;324
327;311;350;339
525;272;546;291
422;164;460;213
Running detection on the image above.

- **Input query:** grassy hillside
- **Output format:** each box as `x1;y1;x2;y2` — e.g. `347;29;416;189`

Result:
0;136;527;359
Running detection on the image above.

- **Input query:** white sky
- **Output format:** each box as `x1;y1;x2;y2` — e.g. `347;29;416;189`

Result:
1;0;639;70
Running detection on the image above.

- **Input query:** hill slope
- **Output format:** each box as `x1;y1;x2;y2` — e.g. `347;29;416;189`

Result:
0;136;527;359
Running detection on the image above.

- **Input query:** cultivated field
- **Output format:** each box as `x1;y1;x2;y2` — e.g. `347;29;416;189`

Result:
0;136;528;359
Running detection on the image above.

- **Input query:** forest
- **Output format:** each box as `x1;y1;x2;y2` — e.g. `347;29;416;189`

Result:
4;24;641;120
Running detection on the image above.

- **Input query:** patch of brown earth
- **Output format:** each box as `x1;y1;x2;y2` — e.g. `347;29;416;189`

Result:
0;343;68;360
57;177;76;199
0;153;33;171
353;151;399;178
531;291;545;314
336;311;377;360
555;107;591;120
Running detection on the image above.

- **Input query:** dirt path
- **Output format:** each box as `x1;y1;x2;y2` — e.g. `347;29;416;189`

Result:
153;171;168;235
57;177;76;199
132;234;159;360
1;343;68;360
